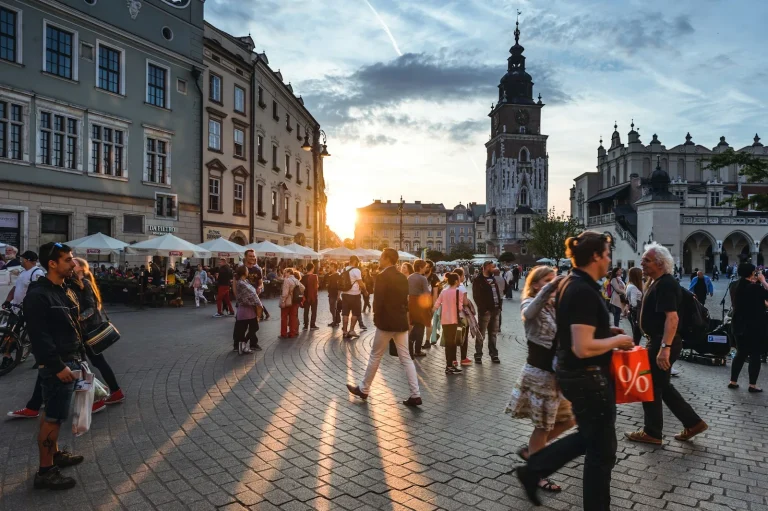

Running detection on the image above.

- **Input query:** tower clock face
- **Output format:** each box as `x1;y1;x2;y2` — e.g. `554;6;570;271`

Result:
515;109;530;126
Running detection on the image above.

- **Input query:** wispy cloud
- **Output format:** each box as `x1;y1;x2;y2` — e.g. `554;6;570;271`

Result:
362;0;403;57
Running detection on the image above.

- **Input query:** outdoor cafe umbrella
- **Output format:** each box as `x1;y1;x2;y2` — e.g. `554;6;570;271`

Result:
397;250;417;262
319;246;357;261
65;232;129;256
244;240;295;258
283;243;320;260
197;237;247;258
125;233;211;259
536;257;555;265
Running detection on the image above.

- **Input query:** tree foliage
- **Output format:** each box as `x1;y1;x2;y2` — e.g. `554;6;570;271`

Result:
703;148;768;210
343;238;355;249
426;250;445;262
498;252;516;263
448;242;475;261
526;208;582;266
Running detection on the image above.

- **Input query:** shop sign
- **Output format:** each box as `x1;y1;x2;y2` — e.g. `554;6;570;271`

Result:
148;224;177;234
169;251;183;256
86;249;101;254
206;229;223;240
0;212;19;229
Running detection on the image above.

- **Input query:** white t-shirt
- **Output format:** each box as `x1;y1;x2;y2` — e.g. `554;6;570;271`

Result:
343;266;363;295
12;266;45;305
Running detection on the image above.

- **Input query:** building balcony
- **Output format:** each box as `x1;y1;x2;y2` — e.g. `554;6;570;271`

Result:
587;213;615;226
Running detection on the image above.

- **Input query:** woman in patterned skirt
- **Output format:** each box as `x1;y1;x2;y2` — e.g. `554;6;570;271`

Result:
505;265;575;493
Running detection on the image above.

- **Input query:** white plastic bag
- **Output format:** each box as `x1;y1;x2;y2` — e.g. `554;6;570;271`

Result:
72;363;95;437
94;378;109;400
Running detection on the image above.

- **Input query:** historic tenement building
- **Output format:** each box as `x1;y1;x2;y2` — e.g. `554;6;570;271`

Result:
355;200;446;253
0;0;204;255
469;202;487;253
485;19;548;259
571;125;768;272
445;203;475;254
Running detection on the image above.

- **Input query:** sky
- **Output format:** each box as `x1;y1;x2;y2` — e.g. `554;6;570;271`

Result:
206;0;768;240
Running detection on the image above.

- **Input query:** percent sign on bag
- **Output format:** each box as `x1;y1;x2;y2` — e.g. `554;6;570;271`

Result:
611;348;655;404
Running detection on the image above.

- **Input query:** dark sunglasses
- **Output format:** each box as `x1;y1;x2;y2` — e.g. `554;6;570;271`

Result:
47;242;64;259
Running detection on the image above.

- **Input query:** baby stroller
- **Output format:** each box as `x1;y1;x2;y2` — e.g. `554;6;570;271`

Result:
679;312;733;366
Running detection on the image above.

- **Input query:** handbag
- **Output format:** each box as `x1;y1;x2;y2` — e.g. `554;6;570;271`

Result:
85;320;121;355
611;346;655;404
612;282;628;305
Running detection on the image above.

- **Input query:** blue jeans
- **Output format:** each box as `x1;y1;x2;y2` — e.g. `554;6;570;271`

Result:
526;368;617;511
39;360;81;423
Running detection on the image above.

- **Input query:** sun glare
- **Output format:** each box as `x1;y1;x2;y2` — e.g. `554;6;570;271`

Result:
326;201;357;241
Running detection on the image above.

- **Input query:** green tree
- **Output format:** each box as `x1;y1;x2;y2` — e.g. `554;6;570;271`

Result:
703;148;768;210
475;242;486;255
448;242;475;261
526;208;582;266
498;251;516;263
378;242;389;251
343;238;355;249
426;249;445;262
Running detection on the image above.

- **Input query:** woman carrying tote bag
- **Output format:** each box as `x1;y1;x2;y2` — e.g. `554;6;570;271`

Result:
432;272;472;375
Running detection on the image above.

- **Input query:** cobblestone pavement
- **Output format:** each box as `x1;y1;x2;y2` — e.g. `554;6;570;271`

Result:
1;288;767;511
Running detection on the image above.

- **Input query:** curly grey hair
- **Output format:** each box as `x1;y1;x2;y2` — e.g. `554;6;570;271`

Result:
642;242;675;275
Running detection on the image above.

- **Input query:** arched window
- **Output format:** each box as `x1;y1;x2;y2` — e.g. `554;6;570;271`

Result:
520;188;528;206
519;126;526;134
519;147;529;162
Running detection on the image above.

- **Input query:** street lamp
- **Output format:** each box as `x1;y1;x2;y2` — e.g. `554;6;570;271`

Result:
398;196;404;251
301;128;331;251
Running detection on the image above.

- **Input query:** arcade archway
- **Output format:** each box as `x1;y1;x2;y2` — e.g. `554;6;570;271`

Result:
682;231;715;274
721;230;754;271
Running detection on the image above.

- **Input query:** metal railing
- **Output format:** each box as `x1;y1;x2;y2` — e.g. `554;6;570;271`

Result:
587;213;615;226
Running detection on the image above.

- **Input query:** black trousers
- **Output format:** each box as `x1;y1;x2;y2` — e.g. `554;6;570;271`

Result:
731;332;763;385
233;318;259;349
642;342;702;439
303;302;317;328
442;324;458;366
526;368;617;511
408;323;425;356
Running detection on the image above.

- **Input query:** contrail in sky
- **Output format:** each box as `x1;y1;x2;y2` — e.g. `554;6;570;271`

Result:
362;0;403;56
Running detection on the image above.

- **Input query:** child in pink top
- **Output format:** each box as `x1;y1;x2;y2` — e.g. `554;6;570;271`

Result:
433;272;473;374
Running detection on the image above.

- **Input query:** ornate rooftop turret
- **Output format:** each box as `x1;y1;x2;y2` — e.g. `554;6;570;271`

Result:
753;133;763;147
684;132;694;146
609;121;622;149
498;12;535;105
650;133;661;145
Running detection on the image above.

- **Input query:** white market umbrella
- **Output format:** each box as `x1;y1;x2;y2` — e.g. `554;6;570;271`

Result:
126;234;211;259
397;250;417;262
352;248;378;262
245;240;295;258
364;248;382;259
536;258;554;265
65;232;129;256
320;246;357;261
283;243;320;260
198;237;247;258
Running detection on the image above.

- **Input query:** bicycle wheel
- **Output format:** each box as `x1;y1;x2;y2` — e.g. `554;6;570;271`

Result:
0;331;22;377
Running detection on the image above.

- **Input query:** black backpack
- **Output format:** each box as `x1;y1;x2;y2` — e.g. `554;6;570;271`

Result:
677;287;710;342
292;281;303;304
339;268;354;292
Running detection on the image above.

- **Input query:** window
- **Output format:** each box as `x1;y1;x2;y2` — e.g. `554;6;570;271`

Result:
97;42;122;94
457;214;464;220
155;193;176;219
209;73;221;103
459;237;464;244
295;161;301;182
176;78;187;94
234;183;244;215
258;86;265;108
146;62;168;108
208;177;220;211
0;101;23;160
90;124;125;176
522;217;531;233
234;128;244;157
145;136;169;184
272;100;279;121
284;196;290;221
284;154;290;177
208;119;221;150
234;85;245;113
257;184;264;214
286;113;292;132
45;23;75;79
520;188;528;206
450;228;455;234
710;191;721;207
295;202;300;224
306;168;311;188
40;212;69;246
271;190;278;218
39;111;78;169
271;145;278;170
257;135;265;163
1;6;20;64
306;204;310;226
161;26;173;41
450;236;455;244
674;190;685;202
87;215;112;262
460;227;464;234
123;214;143;234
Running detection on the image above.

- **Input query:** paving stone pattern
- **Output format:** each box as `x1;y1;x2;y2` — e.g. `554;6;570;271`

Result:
1;286;767;510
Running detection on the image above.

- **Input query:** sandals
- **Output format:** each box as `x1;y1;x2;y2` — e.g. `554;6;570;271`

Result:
538;478;561;493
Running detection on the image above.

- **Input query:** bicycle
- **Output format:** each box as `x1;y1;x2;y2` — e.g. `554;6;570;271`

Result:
0;305;31;377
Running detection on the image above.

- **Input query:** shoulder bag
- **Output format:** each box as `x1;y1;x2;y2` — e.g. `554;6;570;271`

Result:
85;309;121;355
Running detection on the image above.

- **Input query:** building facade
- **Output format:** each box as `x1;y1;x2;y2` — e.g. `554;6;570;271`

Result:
469;202;487;253
355;200;446;253
485;19;548;258
252;52;324;249
572;126;768;272
201;23;253;245
445;203;475;253
0;0;204;256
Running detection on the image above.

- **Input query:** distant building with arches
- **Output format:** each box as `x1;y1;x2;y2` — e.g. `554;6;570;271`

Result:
571;125;768;272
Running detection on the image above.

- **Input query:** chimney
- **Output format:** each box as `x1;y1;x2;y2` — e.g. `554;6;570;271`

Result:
374;199;381;204
415;201;421;204
386;200;391;204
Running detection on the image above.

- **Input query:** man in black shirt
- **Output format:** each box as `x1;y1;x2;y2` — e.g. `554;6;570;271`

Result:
472;261;503;363
729;263;768;390
518;232;633;510
625;243;707;445
326;264;342;327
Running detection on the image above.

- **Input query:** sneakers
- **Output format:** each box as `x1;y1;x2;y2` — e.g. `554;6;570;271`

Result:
53;450;84;468
491;356;501;364
310;325;320;330
213;313;224;318
251;344;263;351
92;400;106;414
445;366;462;375
674;421;708;442
7;407;40;419
460;358;472;366
474;357;483;364
670;365;680;377
624;429;662;445
105;389;125;405
34;466;76;490
238;342;252;355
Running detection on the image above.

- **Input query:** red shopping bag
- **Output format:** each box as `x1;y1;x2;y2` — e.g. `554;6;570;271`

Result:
611;347;655;404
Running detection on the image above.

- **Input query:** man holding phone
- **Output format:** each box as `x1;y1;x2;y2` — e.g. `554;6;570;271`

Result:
24;242;84;490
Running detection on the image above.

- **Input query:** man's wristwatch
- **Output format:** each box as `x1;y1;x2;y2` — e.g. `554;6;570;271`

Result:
660;342;671;349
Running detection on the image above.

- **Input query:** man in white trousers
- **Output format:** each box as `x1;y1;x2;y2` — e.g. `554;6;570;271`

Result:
346;248;422;406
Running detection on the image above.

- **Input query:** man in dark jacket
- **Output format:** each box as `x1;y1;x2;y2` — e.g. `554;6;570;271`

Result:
472;260;503;363
326;264;341;327
346;248;422;406
24;242;84;491
301;263;319;330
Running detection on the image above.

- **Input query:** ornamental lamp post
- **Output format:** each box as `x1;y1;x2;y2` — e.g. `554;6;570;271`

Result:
302;129;330;251
398;196;404;251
